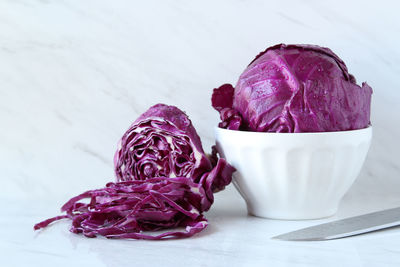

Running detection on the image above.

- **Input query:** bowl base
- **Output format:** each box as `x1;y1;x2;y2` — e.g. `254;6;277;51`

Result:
247;206;338;220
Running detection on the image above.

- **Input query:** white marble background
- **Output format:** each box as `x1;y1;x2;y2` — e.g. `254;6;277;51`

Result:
1;0;400;266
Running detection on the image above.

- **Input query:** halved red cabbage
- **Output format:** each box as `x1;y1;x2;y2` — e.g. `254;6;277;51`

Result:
212;44;372;132
114;104;232;192
35;104;235;240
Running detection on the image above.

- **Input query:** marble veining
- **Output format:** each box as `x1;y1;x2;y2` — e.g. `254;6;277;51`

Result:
1;0;400;266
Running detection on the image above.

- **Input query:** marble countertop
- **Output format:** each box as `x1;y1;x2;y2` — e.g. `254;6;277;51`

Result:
3;187;400;267
1;0;400;266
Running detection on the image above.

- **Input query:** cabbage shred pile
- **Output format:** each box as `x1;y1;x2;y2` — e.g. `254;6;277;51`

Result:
34;104;234;240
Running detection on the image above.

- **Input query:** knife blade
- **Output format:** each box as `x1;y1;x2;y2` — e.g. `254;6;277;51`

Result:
272;207;400;241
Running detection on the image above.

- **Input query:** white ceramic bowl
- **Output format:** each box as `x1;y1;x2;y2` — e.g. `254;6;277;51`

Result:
215;126;372;220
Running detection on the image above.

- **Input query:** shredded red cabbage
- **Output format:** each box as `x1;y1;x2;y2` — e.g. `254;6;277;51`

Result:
34;178;210;239
35;104;235;240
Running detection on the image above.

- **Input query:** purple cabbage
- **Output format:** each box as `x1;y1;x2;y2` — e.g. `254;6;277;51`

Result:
212;44;372;132
114;104;232;192
34;178;210;239
35;104;235;240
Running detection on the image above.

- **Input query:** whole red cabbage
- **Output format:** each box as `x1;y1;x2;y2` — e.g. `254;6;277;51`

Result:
34;104;234;240
212;44;372;132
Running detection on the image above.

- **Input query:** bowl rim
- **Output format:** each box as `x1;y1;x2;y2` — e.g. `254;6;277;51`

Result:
215;125;372;136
